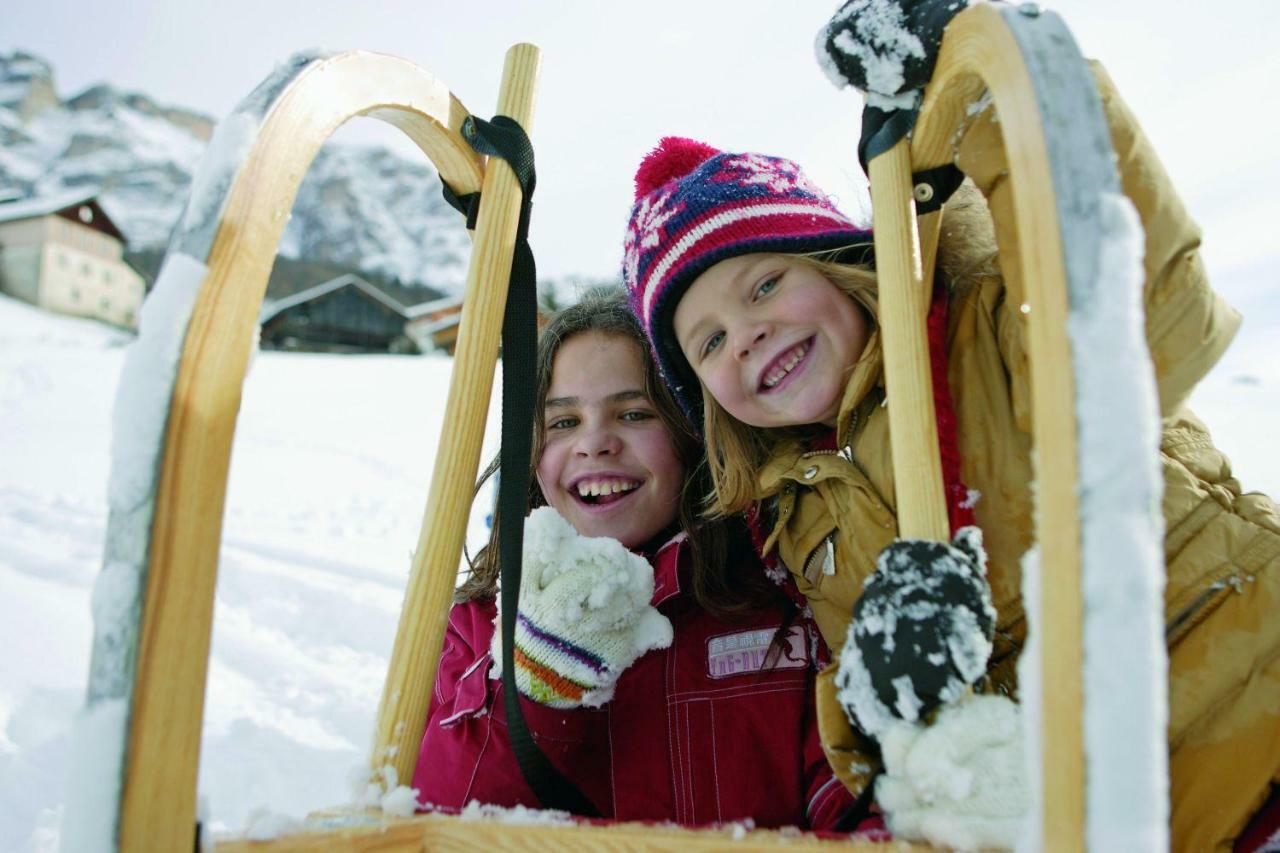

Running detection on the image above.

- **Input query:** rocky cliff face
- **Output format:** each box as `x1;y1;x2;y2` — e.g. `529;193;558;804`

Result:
0;50;470;292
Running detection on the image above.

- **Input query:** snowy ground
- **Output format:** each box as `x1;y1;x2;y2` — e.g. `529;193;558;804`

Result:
0;294;501;849
1;278;1277;850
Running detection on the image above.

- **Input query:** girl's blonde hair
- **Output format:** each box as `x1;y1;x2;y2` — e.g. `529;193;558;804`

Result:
701;253;880;516
697;182;1000;516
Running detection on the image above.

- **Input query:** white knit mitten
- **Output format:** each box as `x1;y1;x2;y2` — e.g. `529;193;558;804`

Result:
875;694;1030;851
491;506;673;708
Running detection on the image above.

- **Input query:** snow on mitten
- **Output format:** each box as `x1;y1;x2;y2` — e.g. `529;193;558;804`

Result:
815;0;967;104
835;526;995;737
491;506;673;708
875;694;1030;851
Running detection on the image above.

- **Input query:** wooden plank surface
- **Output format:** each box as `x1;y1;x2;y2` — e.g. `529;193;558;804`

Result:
868;141;950;542
910;5;1086;849
215;811;931;852
369;42;541;792
118;51;485;853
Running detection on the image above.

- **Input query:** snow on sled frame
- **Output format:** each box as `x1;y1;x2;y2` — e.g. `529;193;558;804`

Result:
867;2;1164;850
78;3;1163;851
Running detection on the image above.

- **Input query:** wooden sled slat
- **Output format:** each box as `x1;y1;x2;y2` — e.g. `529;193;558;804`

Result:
911;6;1087;846
898;2;1156;847
867;138;950;542
371;41;541;793
116;50;493;853
214;811;933;852
869;6;1088;837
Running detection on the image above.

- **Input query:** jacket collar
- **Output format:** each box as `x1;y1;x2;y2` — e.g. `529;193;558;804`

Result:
755;330;884;497
835;329;883;450
649;531;689;607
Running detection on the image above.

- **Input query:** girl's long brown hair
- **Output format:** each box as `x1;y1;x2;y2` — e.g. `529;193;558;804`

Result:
456;289;785;622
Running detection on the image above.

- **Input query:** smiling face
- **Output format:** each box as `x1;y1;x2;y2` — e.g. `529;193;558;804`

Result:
673;253;871;429
535;331;685;549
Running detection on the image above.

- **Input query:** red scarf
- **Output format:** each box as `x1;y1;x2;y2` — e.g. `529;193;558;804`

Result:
813;283;975;535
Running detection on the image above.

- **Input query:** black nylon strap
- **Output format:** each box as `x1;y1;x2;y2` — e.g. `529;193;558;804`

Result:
858;104;919;170
443;115;600;818
859;104;965;214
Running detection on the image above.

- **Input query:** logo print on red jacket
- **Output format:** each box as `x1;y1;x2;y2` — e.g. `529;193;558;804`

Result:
706;625;808;679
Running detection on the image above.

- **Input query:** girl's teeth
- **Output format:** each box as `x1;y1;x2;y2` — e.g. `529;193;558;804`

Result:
764;343;808;388
577;479;639;497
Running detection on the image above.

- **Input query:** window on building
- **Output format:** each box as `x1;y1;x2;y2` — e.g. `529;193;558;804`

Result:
81;262;91;276
78;206;93;224
57;252;68;268
104;269;112;284
100;296;110;311
70;287;80;302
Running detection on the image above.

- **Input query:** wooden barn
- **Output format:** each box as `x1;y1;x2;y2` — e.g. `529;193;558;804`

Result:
0;190;147;329
258;274;420;354
404;293;465;354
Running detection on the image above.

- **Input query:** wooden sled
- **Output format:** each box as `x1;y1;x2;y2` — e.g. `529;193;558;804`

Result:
83;4;1164;850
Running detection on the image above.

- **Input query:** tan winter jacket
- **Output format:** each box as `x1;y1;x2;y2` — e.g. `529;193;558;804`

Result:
758;64;1280;851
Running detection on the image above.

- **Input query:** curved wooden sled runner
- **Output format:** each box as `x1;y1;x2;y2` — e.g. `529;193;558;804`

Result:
87;4;1165;850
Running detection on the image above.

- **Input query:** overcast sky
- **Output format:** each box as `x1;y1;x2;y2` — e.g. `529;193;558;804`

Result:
5;0;1278;312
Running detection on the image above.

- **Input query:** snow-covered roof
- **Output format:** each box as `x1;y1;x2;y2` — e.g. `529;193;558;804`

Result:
408;312;463;337
258;274;410;324
0;190;102;225
403;293;464;320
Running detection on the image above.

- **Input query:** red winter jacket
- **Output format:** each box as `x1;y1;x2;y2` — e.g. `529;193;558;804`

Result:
411;532;859;830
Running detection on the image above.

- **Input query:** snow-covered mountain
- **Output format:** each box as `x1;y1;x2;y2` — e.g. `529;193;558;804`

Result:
0;50;470;292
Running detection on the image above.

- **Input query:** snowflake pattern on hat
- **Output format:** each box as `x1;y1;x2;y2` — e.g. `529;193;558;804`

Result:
621;136;871;424
711;153;829;198
623;188;682;313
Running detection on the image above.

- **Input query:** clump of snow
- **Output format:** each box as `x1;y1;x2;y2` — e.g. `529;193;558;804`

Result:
59;698;127;853
876;694;1029;851
380;785;419;818
173;50;330;260
458;800;576;826
835;530;994;737
492;507;673;707
77;254;209;834
1016;550;1043;852
177;110;257;251
243;806;302;841
106;252;207;514
834;634;896;738
817;0;948;110
347;762;419;818
1068;192;1168;850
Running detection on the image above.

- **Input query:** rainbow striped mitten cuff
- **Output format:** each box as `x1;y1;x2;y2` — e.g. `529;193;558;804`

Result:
491;507;674;709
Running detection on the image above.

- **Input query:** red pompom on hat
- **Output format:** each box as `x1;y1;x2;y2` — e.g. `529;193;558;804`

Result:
633;137;721;199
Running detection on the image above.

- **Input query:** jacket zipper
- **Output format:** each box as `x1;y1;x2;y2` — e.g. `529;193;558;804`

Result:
1165;572;1253;645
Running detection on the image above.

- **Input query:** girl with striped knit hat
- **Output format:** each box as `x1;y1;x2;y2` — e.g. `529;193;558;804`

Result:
413;291;871;832
621;67;1280;849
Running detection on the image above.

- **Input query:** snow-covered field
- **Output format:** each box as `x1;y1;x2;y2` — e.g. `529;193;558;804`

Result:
0;294;501;849
1;274;1277;850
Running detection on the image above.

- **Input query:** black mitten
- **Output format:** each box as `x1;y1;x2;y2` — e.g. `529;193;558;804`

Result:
816;0;968;98
834;526;996;738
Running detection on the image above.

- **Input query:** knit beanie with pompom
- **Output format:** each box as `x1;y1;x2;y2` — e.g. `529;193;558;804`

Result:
622;137;871;424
